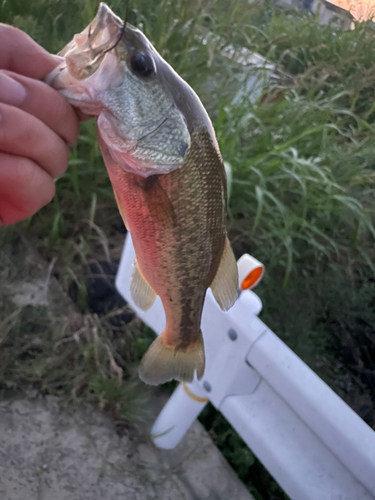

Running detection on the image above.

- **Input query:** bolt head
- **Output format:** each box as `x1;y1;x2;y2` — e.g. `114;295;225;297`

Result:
228;329;238;341
203;381;212;392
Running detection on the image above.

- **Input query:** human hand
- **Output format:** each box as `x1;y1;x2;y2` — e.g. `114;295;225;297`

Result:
0;24;80;226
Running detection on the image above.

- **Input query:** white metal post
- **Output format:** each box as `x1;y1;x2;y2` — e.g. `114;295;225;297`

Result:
151;382;209;449
116;233;375;500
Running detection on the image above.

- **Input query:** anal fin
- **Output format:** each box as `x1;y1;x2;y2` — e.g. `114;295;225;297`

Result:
210;237;239;311
130;260;157;311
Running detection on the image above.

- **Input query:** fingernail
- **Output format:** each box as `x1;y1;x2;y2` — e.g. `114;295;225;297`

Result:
0;73;27;106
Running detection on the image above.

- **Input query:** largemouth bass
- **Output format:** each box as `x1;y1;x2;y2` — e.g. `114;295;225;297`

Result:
46;3;238;385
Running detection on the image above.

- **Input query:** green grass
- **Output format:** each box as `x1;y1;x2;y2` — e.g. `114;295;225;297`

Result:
0;231;148;425
1;0;375;498
5;0;375;281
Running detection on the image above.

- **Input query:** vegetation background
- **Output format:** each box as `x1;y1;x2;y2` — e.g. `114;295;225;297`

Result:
1;0;375;498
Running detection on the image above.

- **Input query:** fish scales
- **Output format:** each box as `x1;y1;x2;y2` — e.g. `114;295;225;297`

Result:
103;128;226;348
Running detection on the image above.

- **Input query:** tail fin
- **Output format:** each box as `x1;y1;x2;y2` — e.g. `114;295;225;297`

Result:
138;332;205;386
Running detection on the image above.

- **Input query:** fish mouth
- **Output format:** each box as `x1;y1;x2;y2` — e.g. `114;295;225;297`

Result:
48;3;123;84
45;4;126;115
45;47;124;116
73;3;123;59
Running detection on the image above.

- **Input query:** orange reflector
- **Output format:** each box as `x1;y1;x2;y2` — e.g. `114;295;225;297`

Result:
241;267;263;290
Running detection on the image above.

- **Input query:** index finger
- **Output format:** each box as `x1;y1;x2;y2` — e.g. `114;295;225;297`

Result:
0;24;61;79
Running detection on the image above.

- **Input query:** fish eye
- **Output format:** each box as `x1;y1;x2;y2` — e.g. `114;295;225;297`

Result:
130;52;155;77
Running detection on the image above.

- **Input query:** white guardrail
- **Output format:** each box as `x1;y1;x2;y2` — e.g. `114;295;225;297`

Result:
116;233;375;500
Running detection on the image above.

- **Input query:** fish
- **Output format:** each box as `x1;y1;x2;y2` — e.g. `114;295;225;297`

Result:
46;3;239;385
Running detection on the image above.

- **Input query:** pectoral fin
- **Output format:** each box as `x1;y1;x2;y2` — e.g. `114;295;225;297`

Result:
210;237;239;311
114;189;128;229
130;260;157;311
141;176;176;227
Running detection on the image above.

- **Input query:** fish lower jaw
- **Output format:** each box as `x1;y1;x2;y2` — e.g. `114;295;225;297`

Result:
58;91;103;116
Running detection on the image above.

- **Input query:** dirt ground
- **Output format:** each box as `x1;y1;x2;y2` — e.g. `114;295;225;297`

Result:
0;394;253;500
